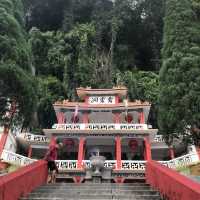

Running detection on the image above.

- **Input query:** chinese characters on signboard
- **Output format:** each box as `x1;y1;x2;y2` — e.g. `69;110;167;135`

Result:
88;96;115;104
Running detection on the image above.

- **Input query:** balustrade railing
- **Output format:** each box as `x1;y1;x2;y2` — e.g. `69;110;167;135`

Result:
0;160;47;200
17;133;49;143
52;123;148;130
121;160;146;170
1;148;199;171
159;152;199;169
55;160;146;171
55;152;199;171
146;160;200;200
153;135;165;142
1;150;36;166
18;132;166;145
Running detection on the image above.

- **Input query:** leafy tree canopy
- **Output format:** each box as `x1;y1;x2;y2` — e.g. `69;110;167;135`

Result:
158;0;200;145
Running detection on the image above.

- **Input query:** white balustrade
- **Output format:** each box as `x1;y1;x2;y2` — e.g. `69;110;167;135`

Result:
52;123;148;131
121;160;146;170
159;153;199;169
55;152;199;172
18;133;49;143
55;160;77;170
1;150;36;166
56;160;147;171
1;150;195;171
154;135;165;142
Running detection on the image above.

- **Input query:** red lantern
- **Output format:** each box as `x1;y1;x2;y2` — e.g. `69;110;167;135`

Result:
128;139;138;152
125;114;133;123
63;139;75;150
71;114;79;123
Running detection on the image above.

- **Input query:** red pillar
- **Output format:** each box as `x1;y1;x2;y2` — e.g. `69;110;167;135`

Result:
49;136;56;146
115;136;122;169
77;137;85;169
56;112;65;124
144;137;152;161
169;146;175;159
114;113;120;123
0;125;9;156
82;112;89;123
196;147;200;160
28;146;32;158
139;112;145;124
84;96;89;104
115;96;119;104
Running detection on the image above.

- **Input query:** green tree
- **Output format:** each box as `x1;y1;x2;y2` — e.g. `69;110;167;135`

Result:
0;0;37;127
115;70;159;127
158;0;200;145
116;70;159;104
0;63;37;127
0;0;32;71
36;76;66;128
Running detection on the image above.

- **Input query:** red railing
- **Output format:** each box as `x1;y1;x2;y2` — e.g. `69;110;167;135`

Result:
146;160;200;200
0;160;47;200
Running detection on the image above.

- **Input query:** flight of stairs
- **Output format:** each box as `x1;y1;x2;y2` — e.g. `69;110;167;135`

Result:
20;182;163;200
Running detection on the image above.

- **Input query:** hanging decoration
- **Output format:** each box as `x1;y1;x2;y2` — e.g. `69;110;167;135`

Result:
125;114;133;123
128;139;138;152
63;139;75;150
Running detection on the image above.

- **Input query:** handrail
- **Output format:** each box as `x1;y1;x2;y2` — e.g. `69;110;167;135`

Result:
0;160;47;200
146;160;200;200
1;149;36;166
159;152;199;169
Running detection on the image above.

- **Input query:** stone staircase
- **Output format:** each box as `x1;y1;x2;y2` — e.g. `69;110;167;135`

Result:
20;182;163;200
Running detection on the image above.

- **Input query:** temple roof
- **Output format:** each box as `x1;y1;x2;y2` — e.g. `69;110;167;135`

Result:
53;101;150;110
76;87;127;99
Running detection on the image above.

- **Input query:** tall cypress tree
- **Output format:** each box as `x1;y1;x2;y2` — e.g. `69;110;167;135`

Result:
0;0;37;127
158;0;200;144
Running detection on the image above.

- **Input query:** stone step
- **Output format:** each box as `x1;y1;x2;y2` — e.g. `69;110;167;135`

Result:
33;188;155;193
43;182;148;186
20;182;162;200
40;183;150;189
21;195;162;200
29;190;158;197
35;186;152;192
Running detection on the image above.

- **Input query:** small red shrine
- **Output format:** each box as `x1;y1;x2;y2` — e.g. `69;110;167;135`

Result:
42;87;158;182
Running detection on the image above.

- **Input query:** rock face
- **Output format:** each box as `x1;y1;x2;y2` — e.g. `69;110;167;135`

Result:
20;182;163;200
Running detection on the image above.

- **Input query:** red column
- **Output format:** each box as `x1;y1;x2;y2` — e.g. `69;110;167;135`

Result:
114;113;120;123
115;136;122;169
77;137;85;169
49;136;56;146
82;112;89;123
144;137;152;161
28;146;32;158
115;96;119;104
84;96;89;104
56;112;65;124
0;125;9;156
169;146;175;159
196;147;200;160
139;112;145;124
